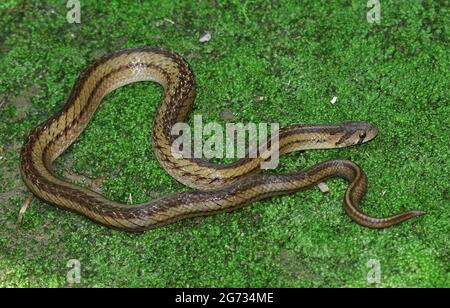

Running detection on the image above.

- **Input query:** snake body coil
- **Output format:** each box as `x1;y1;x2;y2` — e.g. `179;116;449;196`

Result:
20;47;424;231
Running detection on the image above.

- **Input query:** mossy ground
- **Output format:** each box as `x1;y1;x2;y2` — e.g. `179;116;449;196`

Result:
0;0;448;287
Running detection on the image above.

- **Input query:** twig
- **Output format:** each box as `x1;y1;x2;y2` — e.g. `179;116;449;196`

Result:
0;95;7;110
17;193;33;228
163;18;175;25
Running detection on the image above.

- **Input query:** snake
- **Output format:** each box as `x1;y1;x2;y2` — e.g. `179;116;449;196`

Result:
19;47;424;232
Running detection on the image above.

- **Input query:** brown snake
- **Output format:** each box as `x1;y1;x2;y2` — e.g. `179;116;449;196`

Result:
19;47;424;231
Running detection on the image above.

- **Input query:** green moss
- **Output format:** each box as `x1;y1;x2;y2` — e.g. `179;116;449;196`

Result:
0;0;448;287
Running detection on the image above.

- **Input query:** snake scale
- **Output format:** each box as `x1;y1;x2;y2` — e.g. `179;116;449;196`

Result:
19;47;424;231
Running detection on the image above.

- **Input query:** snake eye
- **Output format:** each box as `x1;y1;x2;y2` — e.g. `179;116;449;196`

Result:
359;132;367;140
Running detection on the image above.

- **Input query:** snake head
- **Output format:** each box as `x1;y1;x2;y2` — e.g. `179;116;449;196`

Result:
335;121;378;147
